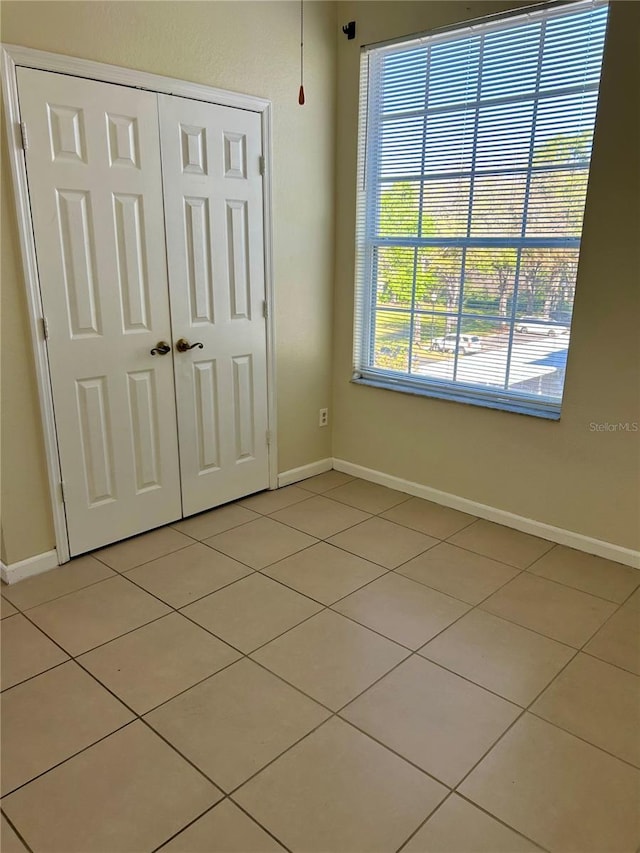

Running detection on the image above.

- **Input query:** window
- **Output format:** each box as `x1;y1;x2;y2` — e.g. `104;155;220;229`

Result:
353;0;609;418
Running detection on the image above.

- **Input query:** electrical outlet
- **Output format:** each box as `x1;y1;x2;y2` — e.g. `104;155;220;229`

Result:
319;408;329;427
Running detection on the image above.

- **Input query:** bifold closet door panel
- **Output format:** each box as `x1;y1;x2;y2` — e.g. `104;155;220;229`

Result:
17;67;182;556
158;94;270;517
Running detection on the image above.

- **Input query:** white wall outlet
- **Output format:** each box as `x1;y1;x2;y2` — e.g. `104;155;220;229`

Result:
319;408;329;427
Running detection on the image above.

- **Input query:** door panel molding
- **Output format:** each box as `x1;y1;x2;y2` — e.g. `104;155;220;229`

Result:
1;43;278;564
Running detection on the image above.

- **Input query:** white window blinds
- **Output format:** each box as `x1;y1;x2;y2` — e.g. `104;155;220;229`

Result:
353;0;609;418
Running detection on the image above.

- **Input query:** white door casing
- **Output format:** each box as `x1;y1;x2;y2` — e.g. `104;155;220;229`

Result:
17;67;182;555
10;55;277;562
159;95;270;516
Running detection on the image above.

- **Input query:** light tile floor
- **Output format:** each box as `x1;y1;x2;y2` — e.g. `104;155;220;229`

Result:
1;473;639;852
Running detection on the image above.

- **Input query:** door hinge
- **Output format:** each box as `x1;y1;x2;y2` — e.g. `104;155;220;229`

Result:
266;430;272;447
20;121;29;151
262;299;268;319
59;481;65;502
41;316;49;340
259;155;265;176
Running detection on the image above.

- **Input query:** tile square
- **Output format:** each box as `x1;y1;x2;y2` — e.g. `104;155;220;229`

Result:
324;478;410;514
480;572;617;648
585;590;640;674
1;614;68;690
420;609;575;706
2;556;114;611
234;717;447;853
26;575;170;656
172;504;259;540
532;653;640;767
252;609;409;710
1;660;133;795
1;596;18;619
79;612;240;714
124;542;251;608
162;800;286;852
397;542;520;605
263;541;385;605
334;572;469;649
239;485;311;514
342;656;520;786
328;517;437;569
297;470;354;493
528;545;640;603
448;520;554;568
146;658;330;791
182;573;321;653
2;722;221;853
205;517;317;570
95;526;194;572
1;816;28;853
271;495;370;539
403;795;542;853
460;714;640;853
382;497;476;539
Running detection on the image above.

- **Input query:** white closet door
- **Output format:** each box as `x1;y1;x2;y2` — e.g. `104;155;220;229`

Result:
159;95;270;516
17;67;182;556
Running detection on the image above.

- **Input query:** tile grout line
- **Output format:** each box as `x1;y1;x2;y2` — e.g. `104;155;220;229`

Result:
0;807;36;853
1;569;120;613
518;566;637;605
525;707;640;771
2;477;638;851
92;537;200;574
580;647;639;678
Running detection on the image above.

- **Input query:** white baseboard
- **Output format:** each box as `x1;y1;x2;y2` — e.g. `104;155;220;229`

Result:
1;549;60;585
333;458;640;570
278;458;333;488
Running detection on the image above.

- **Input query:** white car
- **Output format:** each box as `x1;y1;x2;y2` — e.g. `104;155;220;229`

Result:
516;317;569;336
433;334;482;355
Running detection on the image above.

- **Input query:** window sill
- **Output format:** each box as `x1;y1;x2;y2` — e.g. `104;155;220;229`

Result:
351;374;562;421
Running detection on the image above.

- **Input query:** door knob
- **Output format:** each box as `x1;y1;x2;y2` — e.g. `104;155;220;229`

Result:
176;338;204;353
150;341;171;355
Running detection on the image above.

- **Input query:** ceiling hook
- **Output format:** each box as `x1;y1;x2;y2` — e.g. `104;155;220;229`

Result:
342;21;356;40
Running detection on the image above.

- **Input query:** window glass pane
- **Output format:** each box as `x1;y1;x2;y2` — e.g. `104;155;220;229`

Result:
482;23;542;101
424;111;475;175
381;47;427;115
516;248;579;320
380;115;424;178
409;312;457;381
456;318;509;388
376;246;415;309
539;7;608;92
377;181;420;237
534;92;599;156
470;175;527;237
507;333;569;400
373;310;411;373
422;178;470;236
476;101;534;172
464;248;517;319
415;247;463;312
427;37;481;110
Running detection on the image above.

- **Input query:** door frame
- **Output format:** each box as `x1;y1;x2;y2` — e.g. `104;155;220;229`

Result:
1;43;279;564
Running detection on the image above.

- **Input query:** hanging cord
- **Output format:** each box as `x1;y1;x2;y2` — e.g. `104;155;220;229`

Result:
298;0;305;105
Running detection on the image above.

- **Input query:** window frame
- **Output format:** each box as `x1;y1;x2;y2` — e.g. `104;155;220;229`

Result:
352;0;608;420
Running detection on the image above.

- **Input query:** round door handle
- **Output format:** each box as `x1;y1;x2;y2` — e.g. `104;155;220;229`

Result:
176;338;204;353
150;341;171;356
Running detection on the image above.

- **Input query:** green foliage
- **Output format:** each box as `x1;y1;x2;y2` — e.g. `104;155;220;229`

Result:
375;133;587;328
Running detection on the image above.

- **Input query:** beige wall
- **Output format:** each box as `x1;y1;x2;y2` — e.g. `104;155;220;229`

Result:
0;0;336;565
2;0;638;565
333;1;640;550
